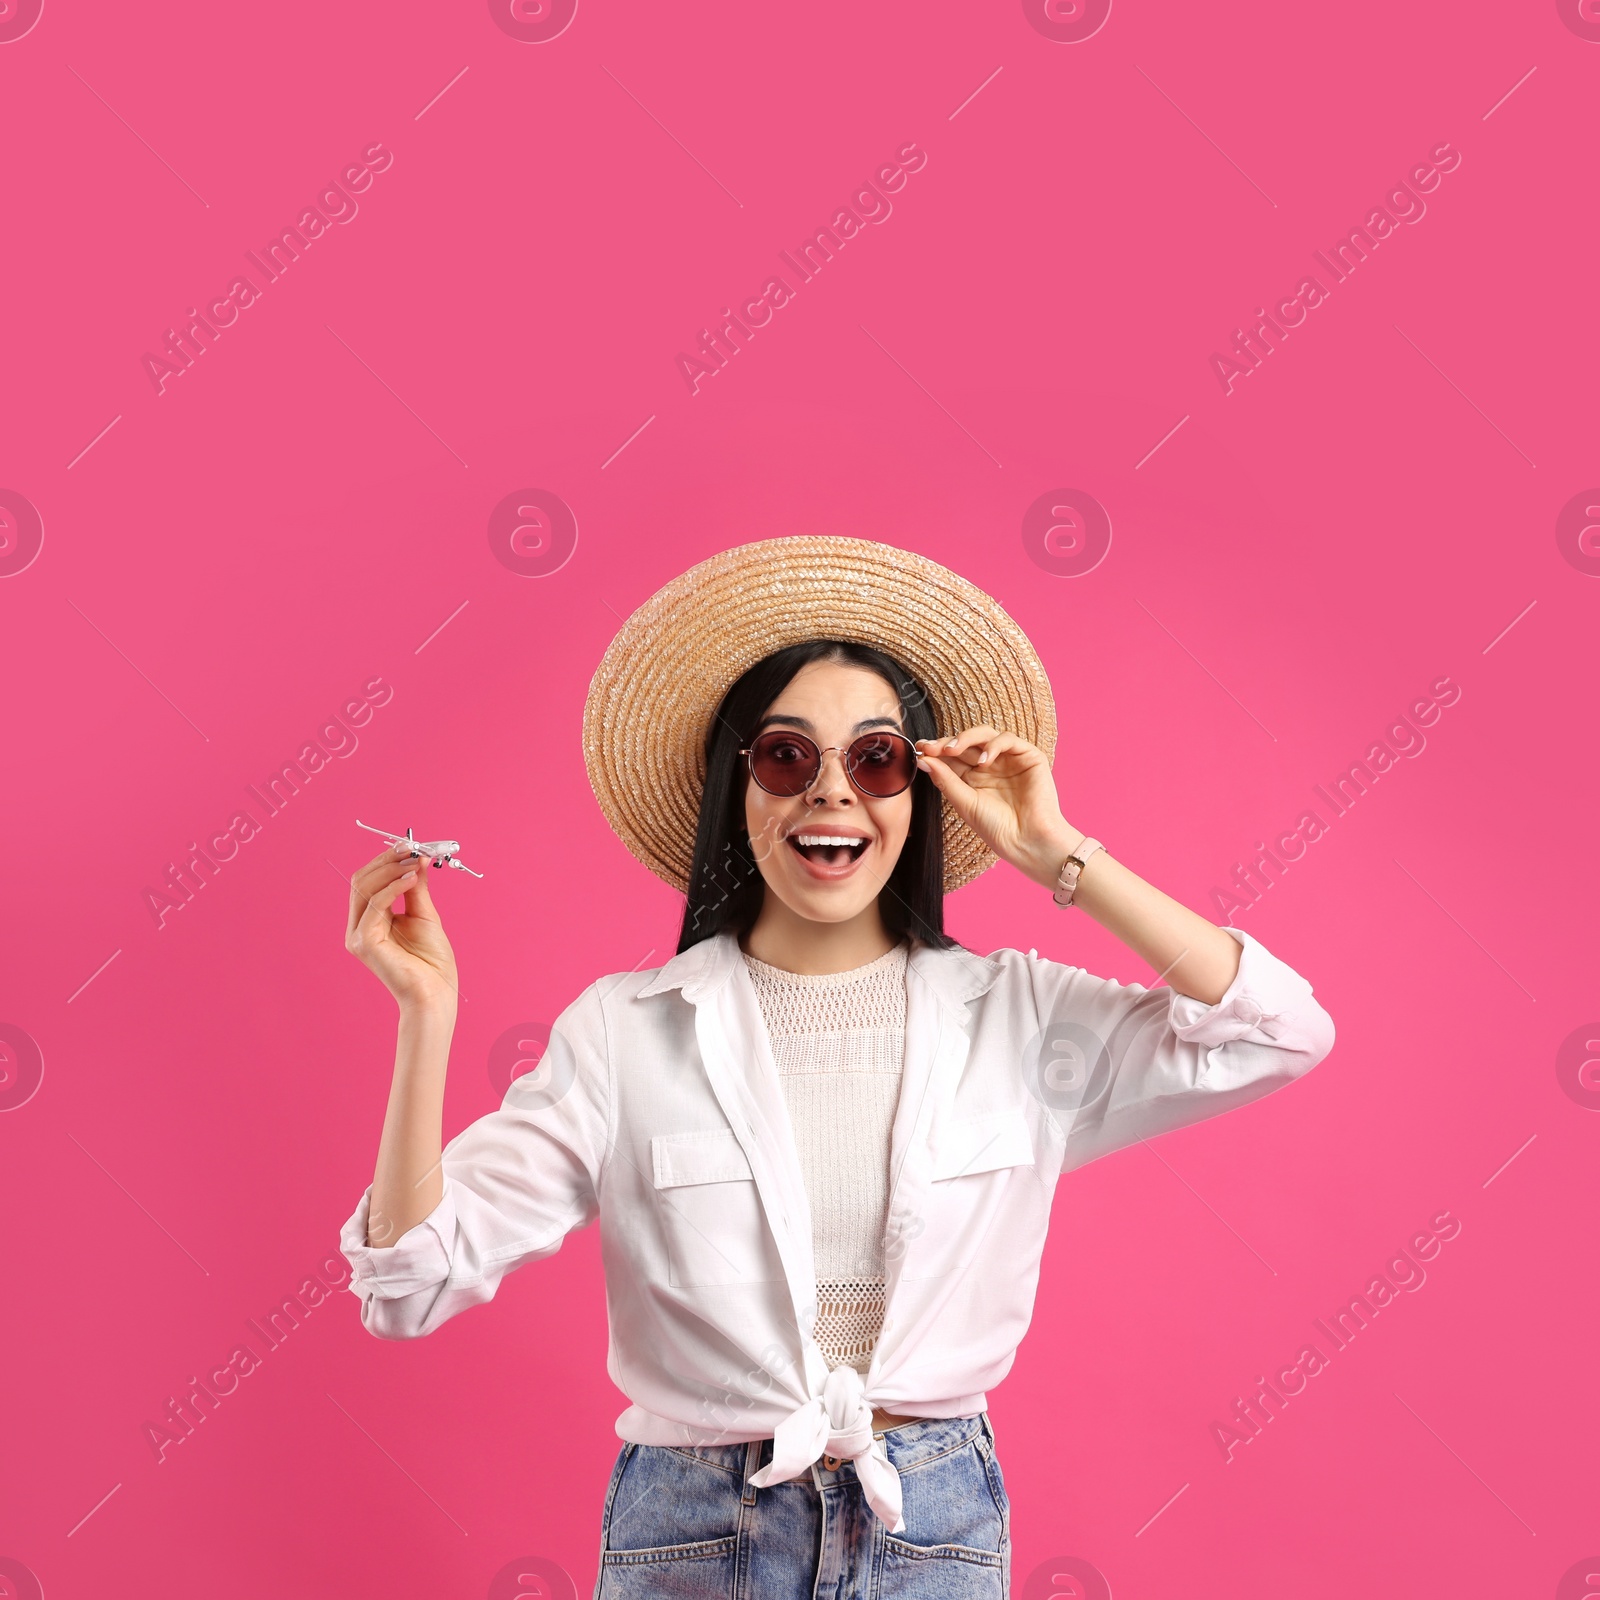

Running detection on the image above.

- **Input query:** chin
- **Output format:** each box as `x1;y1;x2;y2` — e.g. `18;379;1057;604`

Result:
764;870;886;925
791;891;880;924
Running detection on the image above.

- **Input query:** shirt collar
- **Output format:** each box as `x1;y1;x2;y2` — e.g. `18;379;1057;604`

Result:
635;930;742;1002
635;929;1002;1015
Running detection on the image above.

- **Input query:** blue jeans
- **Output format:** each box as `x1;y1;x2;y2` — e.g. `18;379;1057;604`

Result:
593;1413;1010;1599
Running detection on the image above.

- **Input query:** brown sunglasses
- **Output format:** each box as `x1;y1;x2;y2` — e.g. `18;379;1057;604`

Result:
738;728;920;799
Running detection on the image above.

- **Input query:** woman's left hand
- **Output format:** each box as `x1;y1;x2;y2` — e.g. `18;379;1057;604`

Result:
914;727;1080;890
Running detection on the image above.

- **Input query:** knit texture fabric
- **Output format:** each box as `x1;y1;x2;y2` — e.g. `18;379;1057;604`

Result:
742;940;909;1374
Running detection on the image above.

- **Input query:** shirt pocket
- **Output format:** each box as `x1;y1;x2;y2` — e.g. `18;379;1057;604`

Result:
900;1108;1039;1283
650;1128;787;1289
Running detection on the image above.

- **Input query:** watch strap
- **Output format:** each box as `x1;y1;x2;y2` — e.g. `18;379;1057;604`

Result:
1051;837;1104;907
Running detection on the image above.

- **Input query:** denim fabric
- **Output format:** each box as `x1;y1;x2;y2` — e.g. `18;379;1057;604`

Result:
593;1414;1009;1599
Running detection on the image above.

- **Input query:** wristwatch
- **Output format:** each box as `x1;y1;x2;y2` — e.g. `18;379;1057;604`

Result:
1051;838;1105;907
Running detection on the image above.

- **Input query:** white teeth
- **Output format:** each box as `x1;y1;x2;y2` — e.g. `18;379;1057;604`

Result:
792;834;866;847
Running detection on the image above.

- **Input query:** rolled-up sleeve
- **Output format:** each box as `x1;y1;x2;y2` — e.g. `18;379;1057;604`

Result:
338;980;612;1339
1034;928;1334;1174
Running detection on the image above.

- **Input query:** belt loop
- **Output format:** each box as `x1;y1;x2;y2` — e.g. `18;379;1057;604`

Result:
742;1439;762;1506
978;1413;994;1454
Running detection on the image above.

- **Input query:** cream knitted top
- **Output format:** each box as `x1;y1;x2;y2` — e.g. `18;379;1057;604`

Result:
741;940;909;1374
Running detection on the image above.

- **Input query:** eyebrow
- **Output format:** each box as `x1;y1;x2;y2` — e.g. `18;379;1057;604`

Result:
754;713;904;735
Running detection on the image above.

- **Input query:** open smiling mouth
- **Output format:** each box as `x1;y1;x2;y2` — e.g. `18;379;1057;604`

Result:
786;832;871;875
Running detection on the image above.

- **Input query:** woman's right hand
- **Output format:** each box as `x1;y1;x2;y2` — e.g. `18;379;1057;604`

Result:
345;846;461;1013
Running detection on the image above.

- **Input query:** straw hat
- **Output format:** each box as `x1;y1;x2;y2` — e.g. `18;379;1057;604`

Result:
582;535;1058;894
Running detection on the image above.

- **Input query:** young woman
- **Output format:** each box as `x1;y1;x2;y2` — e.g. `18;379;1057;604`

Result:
339;536;1335;1599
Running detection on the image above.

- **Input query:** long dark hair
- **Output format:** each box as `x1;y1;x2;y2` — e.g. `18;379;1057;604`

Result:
675;639;963;955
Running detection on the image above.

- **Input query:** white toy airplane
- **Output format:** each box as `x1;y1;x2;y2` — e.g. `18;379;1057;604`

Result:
356;820;484;877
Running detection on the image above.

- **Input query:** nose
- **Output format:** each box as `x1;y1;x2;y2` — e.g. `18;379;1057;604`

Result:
805;746;854;804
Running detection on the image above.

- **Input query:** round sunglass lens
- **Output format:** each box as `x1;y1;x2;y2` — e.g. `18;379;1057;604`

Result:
848;733;915;796
750;731;819;796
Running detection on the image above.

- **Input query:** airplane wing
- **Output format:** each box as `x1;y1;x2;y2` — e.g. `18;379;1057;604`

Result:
355;819;408;846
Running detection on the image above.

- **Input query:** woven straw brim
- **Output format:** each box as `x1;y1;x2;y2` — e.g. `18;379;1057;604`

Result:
582;535;1058;895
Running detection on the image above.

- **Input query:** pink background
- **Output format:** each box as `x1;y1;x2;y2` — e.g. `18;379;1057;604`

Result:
2;1;1596;1596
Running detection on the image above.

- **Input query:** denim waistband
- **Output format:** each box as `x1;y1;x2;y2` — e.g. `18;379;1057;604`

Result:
659;1412;988;1483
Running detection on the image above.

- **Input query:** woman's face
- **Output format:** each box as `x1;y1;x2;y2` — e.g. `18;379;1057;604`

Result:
742;659;916;926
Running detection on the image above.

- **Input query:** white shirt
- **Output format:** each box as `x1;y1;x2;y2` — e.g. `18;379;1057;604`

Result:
339;926;1334;1532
